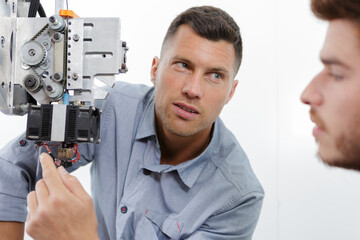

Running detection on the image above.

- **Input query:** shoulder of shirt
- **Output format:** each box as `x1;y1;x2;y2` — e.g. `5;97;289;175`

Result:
108;81;153;101
97;81;154;109
210;119;264;198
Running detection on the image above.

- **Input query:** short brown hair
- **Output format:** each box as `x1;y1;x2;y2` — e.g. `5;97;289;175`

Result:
161;6;242;74
311;0;360;22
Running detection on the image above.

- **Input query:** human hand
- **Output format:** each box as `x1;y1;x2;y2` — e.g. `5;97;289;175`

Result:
26;153;99;240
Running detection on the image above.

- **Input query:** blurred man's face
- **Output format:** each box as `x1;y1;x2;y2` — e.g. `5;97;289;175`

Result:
301;19;360;170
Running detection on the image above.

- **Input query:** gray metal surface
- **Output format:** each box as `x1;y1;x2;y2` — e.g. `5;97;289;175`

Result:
0;1;127;116
66;18;83;90
51;104;66;141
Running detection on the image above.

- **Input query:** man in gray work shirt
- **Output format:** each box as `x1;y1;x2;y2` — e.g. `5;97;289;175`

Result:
0;6;264;240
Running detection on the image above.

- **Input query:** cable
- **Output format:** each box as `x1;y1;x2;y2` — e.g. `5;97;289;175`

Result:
28;0;40;17
37;3;46;17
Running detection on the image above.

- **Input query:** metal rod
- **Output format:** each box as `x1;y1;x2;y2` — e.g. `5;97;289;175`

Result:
55;0;64;14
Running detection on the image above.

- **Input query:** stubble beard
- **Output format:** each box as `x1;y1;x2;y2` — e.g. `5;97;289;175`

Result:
322;121;360;171
157;103;212;137
331;131;360;171
311;108;360;171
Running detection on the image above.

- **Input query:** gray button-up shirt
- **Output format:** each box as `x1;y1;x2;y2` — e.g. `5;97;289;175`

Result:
0;82;264;239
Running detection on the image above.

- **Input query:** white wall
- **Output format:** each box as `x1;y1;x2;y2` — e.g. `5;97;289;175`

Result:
1;0;360;239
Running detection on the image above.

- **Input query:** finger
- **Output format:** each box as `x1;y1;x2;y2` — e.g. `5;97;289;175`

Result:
58;166;89;202
40;153;65;195
27;191;38;219
35;179;49;205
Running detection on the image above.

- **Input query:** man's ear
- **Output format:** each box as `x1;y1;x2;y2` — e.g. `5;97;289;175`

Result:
225;79;239;104
150;57;160;85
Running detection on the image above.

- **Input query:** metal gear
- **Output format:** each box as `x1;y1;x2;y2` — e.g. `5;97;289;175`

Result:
20;41;47;67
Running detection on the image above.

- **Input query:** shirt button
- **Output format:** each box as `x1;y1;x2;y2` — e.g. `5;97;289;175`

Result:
18;139;27;146
121;206;128;214
143;169;151;175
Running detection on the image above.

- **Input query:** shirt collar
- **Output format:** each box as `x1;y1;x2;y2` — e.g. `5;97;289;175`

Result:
137;90;219;188
135;91;157;140
143;122;218;189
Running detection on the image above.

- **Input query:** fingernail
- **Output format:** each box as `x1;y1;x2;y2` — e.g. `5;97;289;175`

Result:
58;166;69;175
39;153;45;163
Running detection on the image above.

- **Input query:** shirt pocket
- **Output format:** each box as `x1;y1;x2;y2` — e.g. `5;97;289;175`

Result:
144;210;182;239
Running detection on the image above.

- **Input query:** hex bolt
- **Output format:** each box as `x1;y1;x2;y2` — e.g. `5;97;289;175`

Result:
73;34;80;42
49;16;56;23
53;32;61;41
46;85;53;92
72;73;79;80
53;72;63;81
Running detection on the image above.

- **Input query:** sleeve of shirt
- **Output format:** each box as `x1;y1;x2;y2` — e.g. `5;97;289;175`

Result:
0;135;40;222
0;90;113;223
0;136;96;222
186;191;264;240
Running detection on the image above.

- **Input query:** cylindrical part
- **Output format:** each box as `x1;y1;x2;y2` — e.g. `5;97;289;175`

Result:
63;93;69;105
45;83;63;100
48;15;66;32
23;74;42;92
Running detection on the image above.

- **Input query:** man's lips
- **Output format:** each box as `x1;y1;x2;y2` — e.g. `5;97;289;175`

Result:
173;102;199;120
174;102;199;114
312;125;324;138
309;109;326;137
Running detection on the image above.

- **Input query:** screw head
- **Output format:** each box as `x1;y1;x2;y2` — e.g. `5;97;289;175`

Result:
28;49;36;56
53;32;62;42
53;72;63;81
49;16;55;23
46;85;53;91
72;73;79;80
73;34;80;42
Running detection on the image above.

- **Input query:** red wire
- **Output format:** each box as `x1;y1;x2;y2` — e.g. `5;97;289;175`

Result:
36;141;81;164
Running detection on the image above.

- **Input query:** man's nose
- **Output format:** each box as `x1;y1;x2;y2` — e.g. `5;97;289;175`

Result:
300;72;324;106
181;72;204;99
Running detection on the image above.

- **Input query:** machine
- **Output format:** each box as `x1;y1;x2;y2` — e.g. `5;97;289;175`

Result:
0;0;128;167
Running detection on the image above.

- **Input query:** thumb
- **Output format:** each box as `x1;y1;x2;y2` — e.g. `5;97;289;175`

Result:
58;166;89;202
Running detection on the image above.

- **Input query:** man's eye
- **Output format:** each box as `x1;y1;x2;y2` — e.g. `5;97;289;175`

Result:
209;73;222;81
330;72;343;81
176;62;189;69
212;73;222;79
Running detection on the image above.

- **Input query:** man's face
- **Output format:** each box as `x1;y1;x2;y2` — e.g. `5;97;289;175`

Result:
301;19;360;170
151;25;238;138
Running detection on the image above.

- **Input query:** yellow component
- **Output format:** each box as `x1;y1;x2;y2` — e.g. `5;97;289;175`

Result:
59;10;79;18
